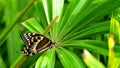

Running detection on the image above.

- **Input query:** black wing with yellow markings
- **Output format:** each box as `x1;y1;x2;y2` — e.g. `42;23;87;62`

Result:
20;33;53;56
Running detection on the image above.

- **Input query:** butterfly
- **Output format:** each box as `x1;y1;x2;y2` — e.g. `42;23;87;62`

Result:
20;33;54;56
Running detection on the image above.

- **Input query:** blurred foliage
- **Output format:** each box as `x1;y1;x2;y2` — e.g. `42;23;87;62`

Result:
0;0;120;68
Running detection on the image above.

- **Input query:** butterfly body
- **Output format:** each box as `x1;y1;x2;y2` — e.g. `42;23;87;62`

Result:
20;33;53;56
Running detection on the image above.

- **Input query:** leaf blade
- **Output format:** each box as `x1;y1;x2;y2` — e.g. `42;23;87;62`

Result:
56;47;86;68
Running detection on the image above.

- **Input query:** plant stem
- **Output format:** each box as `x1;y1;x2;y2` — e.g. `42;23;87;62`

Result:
42;16;59;35
0;0;35;46
10;54;27;68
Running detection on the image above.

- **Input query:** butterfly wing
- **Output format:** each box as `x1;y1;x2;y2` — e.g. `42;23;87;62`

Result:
21;33;36;45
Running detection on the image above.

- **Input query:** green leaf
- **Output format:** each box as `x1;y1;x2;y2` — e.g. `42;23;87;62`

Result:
51;0;64;40
83;50;105;68
35;48;55;68
21;18;44;33
58;0;85;39
56;47;86;68
34;1;48;28
42;0;52;24
57;0;120;42
0;55;6;68
110;18;120;43
60;21;110;42
62;39;120;57
107;57;120;68
62;40;108;56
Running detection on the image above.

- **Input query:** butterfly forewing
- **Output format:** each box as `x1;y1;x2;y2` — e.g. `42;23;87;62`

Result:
20;33;53;56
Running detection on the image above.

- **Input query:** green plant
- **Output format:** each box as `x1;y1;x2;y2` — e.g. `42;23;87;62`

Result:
1;0;120;68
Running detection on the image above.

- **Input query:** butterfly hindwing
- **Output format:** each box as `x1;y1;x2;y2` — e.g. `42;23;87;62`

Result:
21;33;35;45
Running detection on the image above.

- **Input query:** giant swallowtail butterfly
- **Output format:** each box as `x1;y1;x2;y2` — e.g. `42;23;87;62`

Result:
20;33;54;56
